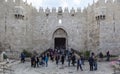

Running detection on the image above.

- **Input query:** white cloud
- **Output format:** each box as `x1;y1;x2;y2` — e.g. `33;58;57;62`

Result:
60;0;68;8
23;0;97;10
62;3;68;8
73;0;81;5
34;0;43;8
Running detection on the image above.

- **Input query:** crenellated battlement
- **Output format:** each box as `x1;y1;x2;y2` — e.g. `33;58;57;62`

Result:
1;0;119;16
37;7;80;15
0;0;120;19
2;0;32;7
106;0;113;3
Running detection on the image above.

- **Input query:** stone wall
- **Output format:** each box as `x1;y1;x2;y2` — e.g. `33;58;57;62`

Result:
0;0;120;54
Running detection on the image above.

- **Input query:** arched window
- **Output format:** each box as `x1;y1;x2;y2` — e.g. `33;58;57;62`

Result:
59;19;62;24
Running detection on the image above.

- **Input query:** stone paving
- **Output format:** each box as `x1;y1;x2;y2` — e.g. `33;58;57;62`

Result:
11;61;114;74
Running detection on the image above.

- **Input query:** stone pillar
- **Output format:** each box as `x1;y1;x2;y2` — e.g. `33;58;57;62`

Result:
0;51;6;62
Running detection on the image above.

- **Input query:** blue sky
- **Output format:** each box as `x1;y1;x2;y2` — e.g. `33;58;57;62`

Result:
23;0;98;10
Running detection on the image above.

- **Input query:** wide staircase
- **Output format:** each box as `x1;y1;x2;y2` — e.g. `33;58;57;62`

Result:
0;60;20;74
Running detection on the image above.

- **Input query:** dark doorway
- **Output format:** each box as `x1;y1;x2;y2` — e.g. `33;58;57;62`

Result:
54;38;66;49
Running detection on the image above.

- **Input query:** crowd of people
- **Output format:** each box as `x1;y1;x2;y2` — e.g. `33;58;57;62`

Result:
20;49;111;71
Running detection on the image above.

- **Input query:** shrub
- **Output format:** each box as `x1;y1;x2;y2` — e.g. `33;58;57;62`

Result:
73;50;82;55
71;49;91;60
103;55;118;58
83;50;91;60
22;49;32;57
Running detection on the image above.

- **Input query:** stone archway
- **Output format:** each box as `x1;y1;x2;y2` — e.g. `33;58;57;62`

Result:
53;28;68;50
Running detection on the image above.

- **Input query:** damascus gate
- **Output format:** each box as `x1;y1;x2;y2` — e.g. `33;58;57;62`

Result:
53;28;68;50
0;0;120;55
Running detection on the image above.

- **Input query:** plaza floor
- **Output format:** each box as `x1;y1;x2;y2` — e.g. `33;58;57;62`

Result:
11;61;114;74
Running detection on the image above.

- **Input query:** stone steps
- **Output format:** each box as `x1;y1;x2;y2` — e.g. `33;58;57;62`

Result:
0;60;20;73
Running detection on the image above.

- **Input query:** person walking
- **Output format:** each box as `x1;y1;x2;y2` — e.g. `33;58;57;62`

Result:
41;54;45;66
31;55;36;68
88;55;94;71
36;56;39;67
20;52;25;63
72;54;76;66
106;51;110;61
81;55;85;65
31;56;34;67
77;57;83;71
68;55;71;67
99;52;103;62
45;54;49;67
55;54;60;65
94;56;98;70
61;54;65;65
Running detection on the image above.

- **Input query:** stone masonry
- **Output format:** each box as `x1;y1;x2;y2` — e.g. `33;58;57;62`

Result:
0;0;120;54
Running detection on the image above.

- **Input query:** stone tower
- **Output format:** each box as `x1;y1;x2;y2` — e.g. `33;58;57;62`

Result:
0;0;120;55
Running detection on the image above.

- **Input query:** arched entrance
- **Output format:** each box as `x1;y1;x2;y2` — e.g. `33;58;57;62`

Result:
53;28;67;50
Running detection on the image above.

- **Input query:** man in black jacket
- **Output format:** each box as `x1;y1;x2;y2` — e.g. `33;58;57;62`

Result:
88;55;94;71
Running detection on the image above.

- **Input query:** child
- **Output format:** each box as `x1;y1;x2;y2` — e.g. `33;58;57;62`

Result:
77;57;83;71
